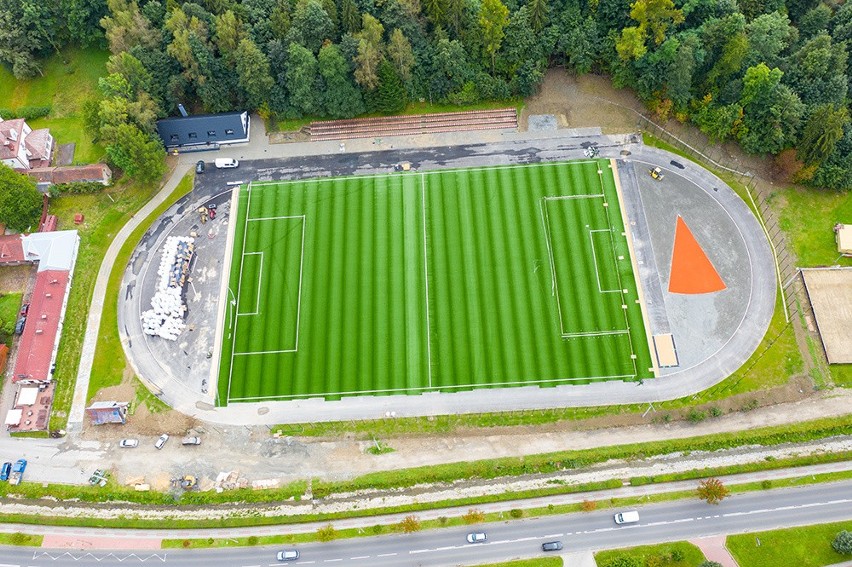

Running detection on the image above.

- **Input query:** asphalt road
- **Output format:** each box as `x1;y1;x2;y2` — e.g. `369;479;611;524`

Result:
2;481;850;566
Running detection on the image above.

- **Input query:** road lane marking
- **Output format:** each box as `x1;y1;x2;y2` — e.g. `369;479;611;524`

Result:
542;533;563;539
323;559;343;563
377;553;397;557
0;563;19;567
410;549;429;554
350;556;370;560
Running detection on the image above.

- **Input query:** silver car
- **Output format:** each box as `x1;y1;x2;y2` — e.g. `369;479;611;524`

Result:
154;434;169;449
276;549;299;561
466;532;487;543
119;439;138;448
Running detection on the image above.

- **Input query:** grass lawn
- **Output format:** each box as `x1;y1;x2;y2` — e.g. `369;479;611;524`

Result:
219;160;652;404
87;171;194;405
0;292;22;346
47;170;176;429
0;532;43;547
728;521;852;567
777;186;852;269
469;560;562;567
595;541;706;567
0;47;108;164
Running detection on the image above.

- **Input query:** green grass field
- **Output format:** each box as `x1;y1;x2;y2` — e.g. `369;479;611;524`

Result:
217;160;653;404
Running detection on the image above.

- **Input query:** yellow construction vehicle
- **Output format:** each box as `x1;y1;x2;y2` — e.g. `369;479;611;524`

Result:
649;167;664;181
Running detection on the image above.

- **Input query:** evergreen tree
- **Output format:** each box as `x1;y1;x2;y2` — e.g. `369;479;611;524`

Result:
375;59;407;113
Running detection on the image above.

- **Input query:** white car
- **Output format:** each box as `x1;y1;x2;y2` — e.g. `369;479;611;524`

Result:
119;439;138;448
466;532;487;543
276;549;299;561
154;434;169;449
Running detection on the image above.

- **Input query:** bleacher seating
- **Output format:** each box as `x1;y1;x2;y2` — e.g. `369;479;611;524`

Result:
308;108;518;141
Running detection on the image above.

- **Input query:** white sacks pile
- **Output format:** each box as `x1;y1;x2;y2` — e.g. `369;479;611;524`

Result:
141;236;195;340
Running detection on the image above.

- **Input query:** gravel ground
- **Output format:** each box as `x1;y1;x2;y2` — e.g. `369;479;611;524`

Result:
3;435;850;522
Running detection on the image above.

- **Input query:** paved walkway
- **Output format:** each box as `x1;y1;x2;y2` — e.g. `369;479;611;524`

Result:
68;161;192;432
691;535;739;566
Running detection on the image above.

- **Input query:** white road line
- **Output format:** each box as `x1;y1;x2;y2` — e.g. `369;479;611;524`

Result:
377;553;397;557
350;556;370;560
0;563;20;567
410;548;430;554
324;559;343;563
542;533;563;539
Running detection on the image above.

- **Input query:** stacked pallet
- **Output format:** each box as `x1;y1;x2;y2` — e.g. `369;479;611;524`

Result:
308;108;518;141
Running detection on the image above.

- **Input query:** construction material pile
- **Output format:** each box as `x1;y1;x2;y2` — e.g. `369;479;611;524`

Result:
141;236;195;340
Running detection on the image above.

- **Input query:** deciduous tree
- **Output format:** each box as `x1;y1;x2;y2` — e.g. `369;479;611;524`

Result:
696;478;730;505
0;165;42;233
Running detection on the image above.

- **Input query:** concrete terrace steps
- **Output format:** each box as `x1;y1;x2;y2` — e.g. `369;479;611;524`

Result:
308;108;518;141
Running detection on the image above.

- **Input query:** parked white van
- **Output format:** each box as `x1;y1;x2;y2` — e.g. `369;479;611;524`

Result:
214;158;239;169
614;511;640;524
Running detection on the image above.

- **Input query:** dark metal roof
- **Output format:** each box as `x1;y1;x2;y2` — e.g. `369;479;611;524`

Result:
156;111;250;148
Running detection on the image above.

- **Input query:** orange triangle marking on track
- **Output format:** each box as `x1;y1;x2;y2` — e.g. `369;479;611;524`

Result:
668;216;726;294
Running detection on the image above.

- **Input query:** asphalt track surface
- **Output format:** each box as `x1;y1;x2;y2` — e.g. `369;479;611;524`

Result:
119;135;776;424
1;481;850;566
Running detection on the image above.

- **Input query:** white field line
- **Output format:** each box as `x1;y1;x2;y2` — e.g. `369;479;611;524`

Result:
237;252;262;316
539;198;564;335
247;214;304;221
234;217;305;356
542;194;605;201
227;182;253;404
562;330;630;338
249;160;605;191
421;173;433;388
589;229;620;293
600;169;640;379
227;373;637;401
293;214;306;351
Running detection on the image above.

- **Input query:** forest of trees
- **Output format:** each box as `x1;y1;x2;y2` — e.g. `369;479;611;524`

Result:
0;0;850;189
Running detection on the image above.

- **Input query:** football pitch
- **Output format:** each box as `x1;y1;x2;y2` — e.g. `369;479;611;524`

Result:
216;160;654;405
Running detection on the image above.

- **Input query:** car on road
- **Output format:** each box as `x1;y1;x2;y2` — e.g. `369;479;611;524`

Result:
614;510;640;524
154;434;169;449
181;436;201;446
195;160;205;174
119;439;138;448
466;532;487;543
542;541;563;552
19;303;29;317
0;461;11;481
15;316;25;335
276;550;300;561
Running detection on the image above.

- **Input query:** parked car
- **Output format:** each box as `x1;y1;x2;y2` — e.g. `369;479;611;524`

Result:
614;510;640;524
195;160;205;174
119;439;139;448
154;433;169;449
542;541;563;552
466;532;487;544
214;158;239;169
276;550;300;561
9;459;26;485
181;436;201;446
0;462;11;481
15;317;25;335
19;303;29;317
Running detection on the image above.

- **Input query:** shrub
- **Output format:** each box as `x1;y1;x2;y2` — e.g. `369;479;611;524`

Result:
581;500;597;512
51;181;106;195
398;515;421;533
247;536;258;545
833;530;852;554
671;548;684;561
438;516;448;526
761;479;772;489
604;557;640;567
0;106;51;120
371;524;384;534
709;406;723;417
509;508;524;518
462;509;485;524
698;562;723;567
316;524;336;542
181;540;191;548
688;408;707;423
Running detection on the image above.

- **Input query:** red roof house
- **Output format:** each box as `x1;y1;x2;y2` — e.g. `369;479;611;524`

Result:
13;269;70;383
